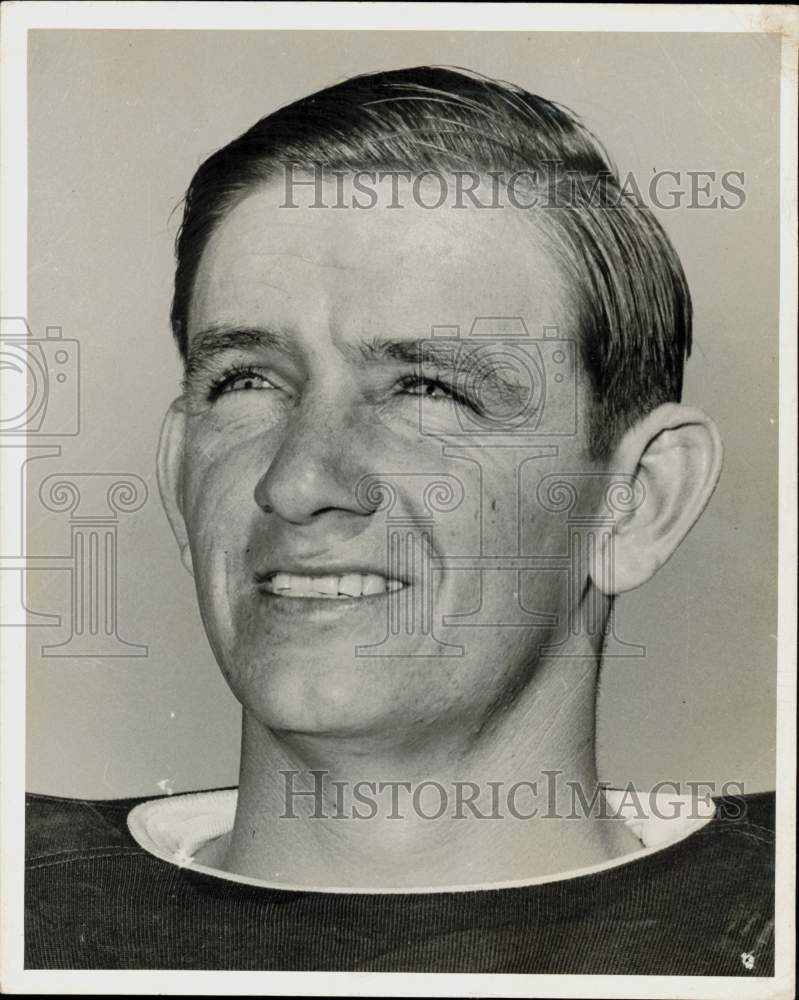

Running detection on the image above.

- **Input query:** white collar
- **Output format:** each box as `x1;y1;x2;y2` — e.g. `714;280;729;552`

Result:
128;786;715;895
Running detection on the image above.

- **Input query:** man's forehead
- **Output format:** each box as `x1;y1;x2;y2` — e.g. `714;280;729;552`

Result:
187;178;572;345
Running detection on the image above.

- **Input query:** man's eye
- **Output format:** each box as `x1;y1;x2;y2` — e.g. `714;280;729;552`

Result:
210;369;277;399
397;375;458;403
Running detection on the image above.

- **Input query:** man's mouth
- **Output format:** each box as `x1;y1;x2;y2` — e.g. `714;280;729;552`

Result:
260;572;406;599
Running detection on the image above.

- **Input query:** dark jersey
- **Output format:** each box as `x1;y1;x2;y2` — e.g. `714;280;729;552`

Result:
25;789;775;974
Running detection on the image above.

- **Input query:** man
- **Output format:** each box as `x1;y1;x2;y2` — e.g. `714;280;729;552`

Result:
25;66;774;974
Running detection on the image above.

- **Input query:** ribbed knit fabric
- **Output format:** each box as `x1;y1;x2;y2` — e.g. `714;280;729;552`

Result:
25;789;775;974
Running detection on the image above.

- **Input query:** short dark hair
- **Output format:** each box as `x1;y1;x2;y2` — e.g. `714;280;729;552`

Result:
171;65;691;458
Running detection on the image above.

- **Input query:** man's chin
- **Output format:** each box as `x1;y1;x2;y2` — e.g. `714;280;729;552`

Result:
222;646;410;738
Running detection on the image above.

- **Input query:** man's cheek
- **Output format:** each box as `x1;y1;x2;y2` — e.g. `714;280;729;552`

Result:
185;406;273;459
184;420;237;472
182;427;257;510
182;464;248;591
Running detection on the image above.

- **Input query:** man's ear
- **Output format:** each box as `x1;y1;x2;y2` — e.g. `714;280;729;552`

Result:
157;399;194;576
591;403;723;595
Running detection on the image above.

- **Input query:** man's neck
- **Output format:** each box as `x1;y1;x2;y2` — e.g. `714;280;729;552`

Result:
217;647;641;889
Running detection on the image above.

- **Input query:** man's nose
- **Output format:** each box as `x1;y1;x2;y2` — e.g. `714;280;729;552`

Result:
253;395;373;526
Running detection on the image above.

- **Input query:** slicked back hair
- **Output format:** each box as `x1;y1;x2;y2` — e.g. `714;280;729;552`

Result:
170;66;692;459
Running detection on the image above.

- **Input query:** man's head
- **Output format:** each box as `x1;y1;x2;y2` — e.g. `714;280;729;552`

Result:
158;67;721;748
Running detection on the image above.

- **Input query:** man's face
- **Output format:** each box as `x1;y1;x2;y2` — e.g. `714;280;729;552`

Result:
176;177;602;748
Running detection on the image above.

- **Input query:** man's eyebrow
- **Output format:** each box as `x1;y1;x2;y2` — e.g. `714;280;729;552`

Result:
347;337;461;370
184;325;293;376
187;329;477;374
348;337;529;398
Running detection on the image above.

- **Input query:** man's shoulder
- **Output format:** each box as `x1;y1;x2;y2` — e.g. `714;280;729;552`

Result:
641;789;775;894
26;790;158;861
703;789;776;863
712;788;775;828
27;789;174;970
610;789;776;975
25;785;240;860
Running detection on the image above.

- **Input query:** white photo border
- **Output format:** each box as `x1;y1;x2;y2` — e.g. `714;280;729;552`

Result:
1;4;796;997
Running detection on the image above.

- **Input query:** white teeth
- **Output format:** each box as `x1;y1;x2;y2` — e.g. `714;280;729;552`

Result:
337;573;362;597
362;574;386;595
264;572;404;598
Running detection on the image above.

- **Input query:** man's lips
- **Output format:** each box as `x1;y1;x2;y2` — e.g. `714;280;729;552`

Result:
255;568;407;600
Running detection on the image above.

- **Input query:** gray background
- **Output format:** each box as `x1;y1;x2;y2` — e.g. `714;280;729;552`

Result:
25;30;779;797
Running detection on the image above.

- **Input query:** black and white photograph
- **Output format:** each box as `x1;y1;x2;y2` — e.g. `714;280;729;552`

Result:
1;3;796;996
